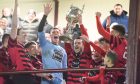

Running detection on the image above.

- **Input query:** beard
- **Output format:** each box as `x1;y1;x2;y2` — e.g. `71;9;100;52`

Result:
74;46;82;53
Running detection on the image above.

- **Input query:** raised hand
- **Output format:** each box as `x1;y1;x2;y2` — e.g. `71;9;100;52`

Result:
12;0;18;28
95;12;101;17
10;0;18;40
80;35;90;43
44;3;52;16
36;73;53;80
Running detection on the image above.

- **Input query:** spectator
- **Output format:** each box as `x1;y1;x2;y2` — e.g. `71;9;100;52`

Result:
21;9;39;42
1;7;13;28
102;4;129;34
0;18;11;34
0;28;4;43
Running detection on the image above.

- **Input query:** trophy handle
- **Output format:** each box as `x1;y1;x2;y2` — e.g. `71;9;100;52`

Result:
81;4;85;14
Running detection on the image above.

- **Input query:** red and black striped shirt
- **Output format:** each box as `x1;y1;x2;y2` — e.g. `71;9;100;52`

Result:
8;37;35;71
65;24;92;84
65;42;92;84
28;54;42;69
0;47;12;71
96;16;127;67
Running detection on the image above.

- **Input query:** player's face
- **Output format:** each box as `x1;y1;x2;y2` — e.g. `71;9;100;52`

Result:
74;39;83;53
111;29;119;36
28;44;37;55
18;29;27;43
50;29;60;45
104;55;112;67
99;42;110;52
92;51;103;63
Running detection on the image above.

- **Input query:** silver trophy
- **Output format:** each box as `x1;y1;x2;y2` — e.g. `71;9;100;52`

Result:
59;5;85;41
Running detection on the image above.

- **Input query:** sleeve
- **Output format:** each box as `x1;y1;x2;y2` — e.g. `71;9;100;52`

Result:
85;67;105;84
99;67;105;84
83;41;91;54
62;49;67;69
79;24;91;54
38;15;47;32
87;66;105;83
0;63;7;71
100;74;105;84
64;43;73;55
89;41;106;57
106;27;110;33
38;32;51;48
80;24;88;37
96;16;110;41
110;35;123;49
62;48;68;81
8;37;17;48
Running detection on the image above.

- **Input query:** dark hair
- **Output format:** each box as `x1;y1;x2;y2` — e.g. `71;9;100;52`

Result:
98;37;109;44
114;4;123;8
106;50;117;64
112;24;125;36
75;36;81;40
50;27;60;34
73;36;83;45
24;41;36;48
73;36;82;42
75;24;79;28
2;34;10;44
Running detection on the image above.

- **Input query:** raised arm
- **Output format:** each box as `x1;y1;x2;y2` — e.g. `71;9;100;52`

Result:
10;0;18;40
95;12;110;41
38;3;52;32
77;14;91;54
38;3;52;47
89;41;106;57
81;35;106;57
78;14;89;37
64;42;73;55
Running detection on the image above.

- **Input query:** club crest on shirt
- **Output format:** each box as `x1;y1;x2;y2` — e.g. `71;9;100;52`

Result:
52;49;63;62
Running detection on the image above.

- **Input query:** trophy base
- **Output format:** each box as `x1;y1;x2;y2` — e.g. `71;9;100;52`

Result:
59;35;72;41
